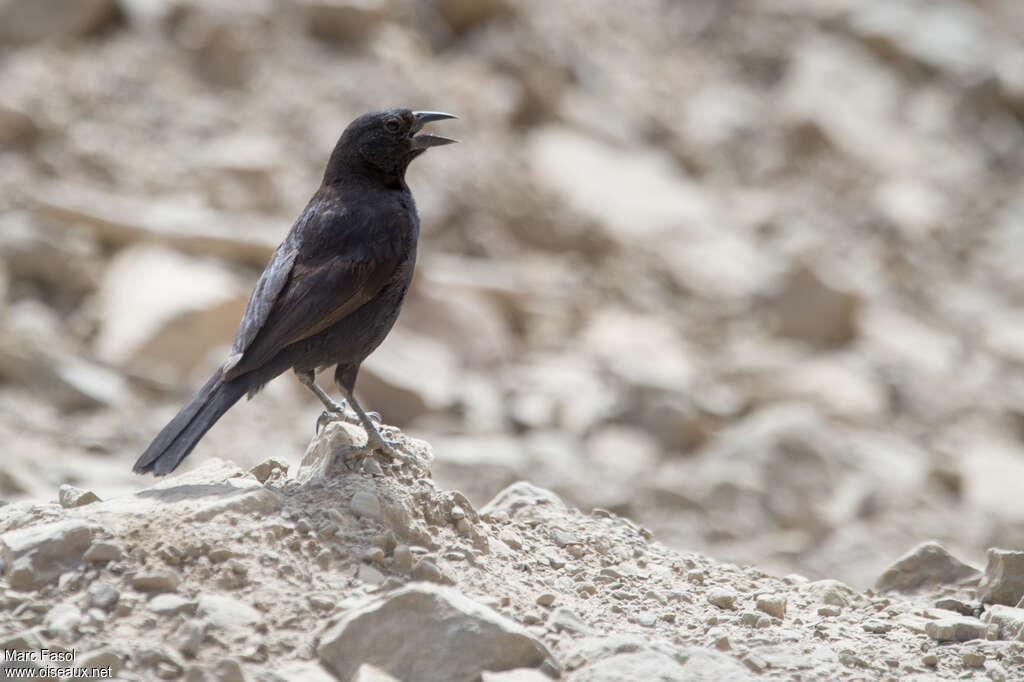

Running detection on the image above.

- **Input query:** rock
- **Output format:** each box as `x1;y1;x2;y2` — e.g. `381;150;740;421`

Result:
192;134;284;213
756;594;786;619
962;651;986;667
845;0;994;82
180;13;256;89
479;481;566;522
249;457;289;484
78;649;123;677
873;177;945;240
997;50;1024;117
272;661;339;682
548;607;590;636
298;420;434;484
136;646;185;679
212;658;245;682
678;648;754;681
32;181;281;267
482;669;551;682
925;616;987;642
570;647;752;682
352;663;403;682
800;579;863;608
0;213;101;308
765;264;860;347
304;0;388;43
779;35;906;170
412;558;447;584
527;126;711;242
707;588;738;610
84;542;124;563
0;303;131;411
0;519;94;589
59;484;101;508
117;459;284;523
934;597;979;616
0;104;39;148
580;310;695;393
875;541;982;593
133;569;180;593
432;0;510;33
984;605;1024;641
350;490;383;520
44;602;82;637
862;620;892;634
978;549;1024;606
0;0;122;43
358;329;461;425
393;545;413;574
91;244;248;382
150;594;198;616
88;581;120;610
197;594;261;641
317;583;552;682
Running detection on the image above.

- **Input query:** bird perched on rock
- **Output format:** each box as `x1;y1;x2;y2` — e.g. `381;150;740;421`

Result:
134;108;457;476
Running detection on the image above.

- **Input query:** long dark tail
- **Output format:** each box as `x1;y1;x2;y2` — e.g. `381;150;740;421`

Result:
133;368;248;476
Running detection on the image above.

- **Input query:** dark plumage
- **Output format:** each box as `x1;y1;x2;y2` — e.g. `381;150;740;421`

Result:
134;108;457;476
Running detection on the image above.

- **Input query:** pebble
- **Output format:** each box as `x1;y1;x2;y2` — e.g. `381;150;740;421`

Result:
208;546;236;563
350;491;382;520
962;651;986;667
412;558;443;583
393;545;413;574
707;588;738;610
978;549;1024;606
309;594;335;611
862;620;893;634
58;484;101;508
79;649;123;676
756;594;786;619
363;547;386;564
925;616;988;642
548;607;589;635
249;456;289;484
84;541;124;563
134;569;181;593
149;594;196;616
818;606;841;617
707;627;731;650
536;593;556;607
88;581;120;610
498;530;523;550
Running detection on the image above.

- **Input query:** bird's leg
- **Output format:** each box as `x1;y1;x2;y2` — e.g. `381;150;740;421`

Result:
331;388;418;469
294;370;360;431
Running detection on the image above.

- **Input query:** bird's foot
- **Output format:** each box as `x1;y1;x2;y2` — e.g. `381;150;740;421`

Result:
331;431;419;472
316;406;361;432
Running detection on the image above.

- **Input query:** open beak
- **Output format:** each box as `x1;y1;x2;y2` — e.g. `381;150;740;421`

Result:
411;110;458;149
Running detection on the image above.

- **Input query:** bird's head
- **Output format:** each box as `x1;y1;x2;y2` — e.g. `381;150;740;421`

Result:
326;108;457;186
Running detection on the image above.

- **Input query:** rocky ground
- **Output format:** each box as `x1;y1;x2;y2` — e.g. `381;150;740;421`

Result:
5;0;1024;678
2;425;1024;681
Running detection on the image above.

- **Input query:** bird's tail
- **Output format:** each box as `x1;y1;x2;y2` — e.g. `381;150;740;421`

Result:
133;368;248;476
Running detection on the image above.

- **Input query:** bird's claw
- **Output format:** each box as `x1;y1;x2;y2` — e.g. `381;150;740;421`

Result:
331;435;419;472
316;407;361;433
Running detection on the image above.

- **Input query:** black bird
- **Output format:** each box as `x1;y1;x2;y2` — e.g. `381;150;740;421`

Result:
133;108;457;476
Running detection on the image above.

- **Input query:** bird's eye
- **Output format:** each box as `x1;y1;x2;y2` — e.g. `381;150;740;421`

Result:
384;118;402;134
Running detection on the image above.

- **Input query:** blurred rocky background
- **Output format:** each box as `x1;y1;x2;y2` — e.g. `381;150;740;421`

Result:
2;0;1024;590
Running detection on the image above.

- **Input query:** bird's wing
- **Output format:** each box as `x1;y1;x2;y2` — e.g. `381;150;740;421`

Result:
221;200;401;381
222;238;299;377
